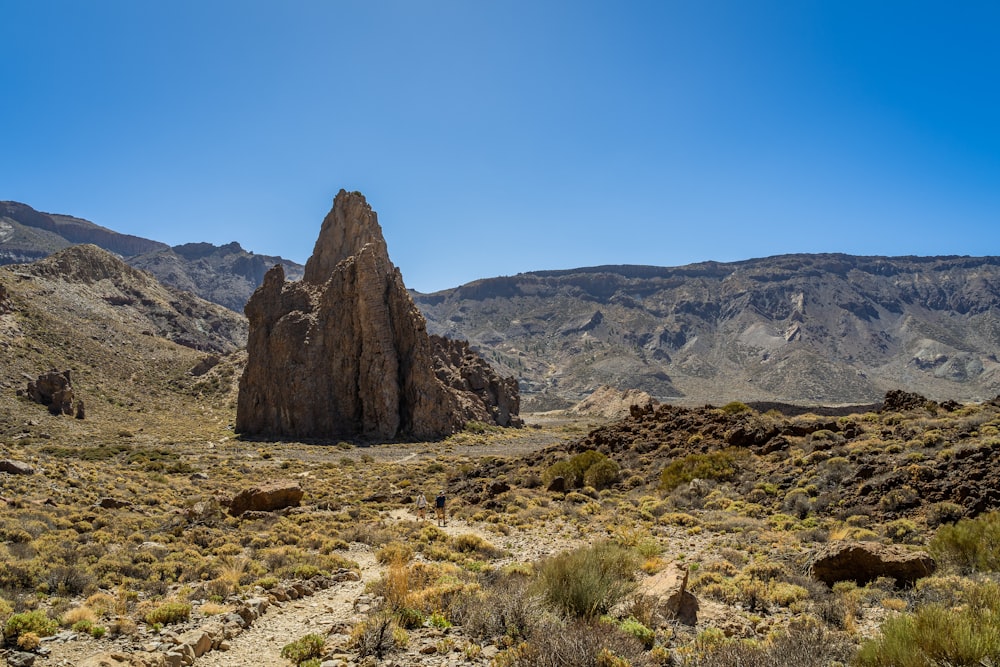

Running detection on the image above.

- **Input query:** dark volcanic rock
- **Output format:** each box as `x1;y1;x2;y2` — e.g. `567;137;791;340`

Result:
27;369;75;415
236;190;520;441
430;335;522;428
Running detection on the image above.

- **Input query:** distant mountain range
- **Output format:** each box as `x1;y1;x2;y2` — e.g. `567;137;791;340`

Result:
3;200;998;407
0;201;304;312
413;256;1000;408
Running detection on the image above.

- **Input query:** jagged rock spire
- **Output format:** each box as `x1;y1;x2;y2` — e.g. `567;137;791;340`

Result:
236;190;520;441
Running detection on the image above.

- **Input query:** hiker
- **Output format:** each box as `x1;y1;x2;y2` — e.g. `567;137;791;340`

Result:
415;491;428;521
435;490;447;526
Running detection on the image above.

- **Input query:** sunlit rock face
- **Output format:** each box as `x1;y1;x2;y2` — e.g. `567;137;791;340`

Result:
236;190;520;441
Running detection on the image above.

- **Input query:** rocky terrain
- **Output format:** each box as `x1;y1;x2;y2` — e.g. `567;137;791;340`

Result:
6;199;1000;410
0;201;303;314
3;219;1000;666
414;256;1000;408
237;190;520;441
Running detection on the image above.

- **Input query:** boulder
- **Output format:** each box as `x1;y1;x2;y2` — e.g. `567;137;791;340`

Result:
26;369;75;415
0;459;34;475
640;562;698;625
96;497;132;510
810;542;936;586
228;480;304;517
236;190;519;441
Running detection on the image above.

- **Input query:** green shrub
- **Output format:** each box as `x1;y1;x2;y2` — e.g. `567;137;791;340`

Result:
659;449;745;492
613;616;655;648
543;450;615;489
4;610;59;641
281;633;326;665
926;501;965;528
584;459;620;490
143;601;191;626
535;542;638;619
542;460;576;487
856;580;1000;667
930;511;1000;573
721;401;752;414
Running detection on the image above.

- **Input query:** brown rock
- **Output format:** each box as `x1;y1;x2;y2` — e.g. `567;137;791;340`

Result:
229;480;304;517
430;335;522;427
236;190;519;441
810;541;935;586
640;562;698;625
0;459;34;475
27;369;75;415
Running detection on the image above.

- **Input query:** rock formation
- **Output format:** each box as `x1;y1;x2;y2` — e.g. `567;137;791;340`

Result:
809;542;936;587
228;480;304;517
430;335;522;428
27;369;78;416
236;190;520;441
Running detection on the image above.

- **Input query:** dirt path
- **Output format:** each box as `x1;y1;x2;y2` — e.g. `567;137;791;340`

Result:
194;511;532;666
196;545;378;667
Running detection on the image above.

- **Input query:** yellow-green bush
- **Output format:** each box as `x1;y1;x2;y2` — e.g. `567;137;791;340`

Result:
930;511;1000;573
659;449;746;492
856;580;1000;667
534;542;638;619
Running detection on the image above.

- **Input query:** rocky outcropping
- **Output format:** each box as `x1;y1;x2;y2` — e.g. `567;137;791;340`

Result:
430;335;522;427
236;190;520;441
26;369;80;416
809;542;936;587
228;480;304;517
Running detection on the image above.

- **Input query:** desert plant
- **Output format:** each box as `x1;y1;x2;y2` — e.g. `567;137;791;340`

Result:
535;542;638;619
584;458;621;490
855;580;1000;666
454;571;540;642
143;600;191;626
280;633;325;665
660;449;746;492
930;511;1000;573
4;609;59;642
349;612;401;659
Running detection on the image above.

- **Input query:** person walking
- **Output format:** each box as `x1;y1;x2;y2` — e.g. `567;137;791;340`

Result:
435;490;447;527
415;491;428;521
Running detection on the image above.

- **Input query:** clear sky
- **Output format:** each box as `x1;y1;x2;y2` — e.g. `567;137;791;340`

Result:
2;1;998;293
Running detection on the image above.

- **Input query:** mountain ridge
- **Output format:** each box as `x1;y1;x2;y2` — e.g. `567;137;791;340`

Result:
0;201;304;312
413;254;1000;408
4;199;999;408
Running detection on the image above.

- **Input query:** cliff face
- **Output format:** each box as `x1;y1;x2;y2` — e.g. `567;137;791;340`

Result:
236;190;520;441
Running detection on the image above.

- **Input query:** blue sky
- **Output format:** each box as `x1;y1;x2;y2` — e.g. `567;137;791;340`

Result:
2;1;998;293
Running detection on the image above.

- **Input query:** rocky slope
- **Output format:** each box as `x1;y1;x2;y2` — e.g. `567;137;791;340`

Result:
414;255;1000;408
16;244;248;354
0;201;303;313
0;246;244;447
129;242;304;313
